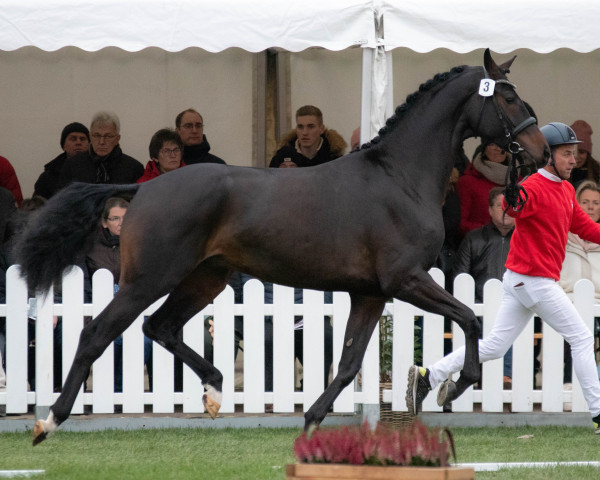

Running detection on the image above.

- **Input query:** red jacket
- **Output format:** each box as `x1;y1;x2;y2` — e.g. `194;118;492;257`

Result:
503;170;600;280
136;160;186;183
456;163;502;236
0;155;23;206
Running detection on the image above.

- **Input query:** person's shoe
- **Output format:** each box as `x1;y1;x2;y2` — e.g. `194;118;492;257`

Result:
406;365;431;415
593;413;600;435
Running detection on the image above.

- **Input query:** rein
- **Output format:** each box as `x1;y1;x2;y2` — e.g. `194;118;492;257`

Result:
477;67;535;212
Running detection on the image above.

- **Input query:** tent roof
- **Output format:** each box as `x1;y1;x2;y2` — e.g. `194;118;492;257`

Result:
1;0;599;53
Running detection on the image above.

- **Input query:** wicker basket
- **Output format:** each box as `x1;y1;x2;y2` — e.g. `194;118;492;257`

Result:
379;382;415;429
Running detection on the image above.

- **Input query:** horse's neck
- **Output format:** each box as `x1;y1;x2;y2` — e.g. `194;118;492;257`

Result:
381;70;479;201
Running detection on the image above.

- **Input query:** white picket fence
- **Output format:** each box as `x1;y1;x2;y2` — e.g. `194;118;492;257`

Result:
0;265;597;417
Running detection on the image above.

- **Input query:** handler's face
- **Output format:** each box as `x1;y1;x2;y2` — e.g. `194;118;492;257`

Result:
548;145;577;179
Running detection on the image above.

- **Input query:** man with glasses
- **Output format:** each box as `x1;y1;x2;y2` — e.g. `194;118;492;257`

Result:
175;108;225;165
60;111;143;187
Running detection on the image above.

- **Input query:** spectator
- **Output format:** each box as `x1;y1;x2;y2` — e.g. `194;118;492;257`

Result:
436;168;462;292
85;197;152;393
350;127;361;151
33;122;90;199
269;105;346;168
137;129;186;183
457;139;511;237
569;120;599;188
60;111;143;187
175;108;225;165
454;186;515;386
559;180;600;382
0;188;17;247
0;155;22;207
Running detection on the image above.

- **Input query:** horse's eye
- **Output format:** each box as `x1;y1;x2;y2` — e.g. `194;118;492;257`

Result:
505;96;516;104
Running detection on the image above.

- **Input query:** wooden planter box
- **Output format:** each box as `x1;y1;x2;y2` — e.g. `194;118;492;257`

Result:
286;463;475;480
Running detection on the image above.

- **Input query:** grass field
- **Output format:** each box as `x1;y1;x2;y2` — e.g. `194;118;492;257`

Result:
0;425;598;479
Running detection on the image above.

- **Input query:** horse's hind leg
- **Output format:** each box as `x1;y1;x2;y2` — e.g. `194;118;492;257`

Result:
304;295;386;431
142;258;230;419
396;271;481;406
34;288;155;445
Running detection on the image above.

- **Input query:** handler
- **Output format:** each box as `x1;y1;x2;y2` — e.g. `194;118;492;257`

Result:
407;122;600;434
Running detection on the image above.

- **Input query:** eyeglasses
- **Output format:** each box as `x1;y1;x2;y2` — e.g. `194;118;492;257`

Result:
91;133;117;141
181;122;204;130
159;147;182;156
107;216;124;223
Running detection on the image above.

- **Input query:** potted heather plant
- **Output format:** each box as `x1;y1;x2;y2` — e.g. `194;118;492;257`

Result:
287;420;474;480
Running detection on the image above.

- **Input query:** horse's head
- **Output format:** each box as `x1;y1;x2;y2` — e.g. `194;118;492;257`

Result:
469;49;550;171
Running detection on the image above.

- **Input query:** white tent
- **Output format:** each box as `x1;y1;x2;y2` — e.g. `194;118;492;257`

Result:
1;1;599;194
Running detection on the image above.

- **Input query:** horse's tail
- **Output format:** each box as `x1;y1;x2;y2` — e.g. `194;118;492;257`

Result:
15;182;141;294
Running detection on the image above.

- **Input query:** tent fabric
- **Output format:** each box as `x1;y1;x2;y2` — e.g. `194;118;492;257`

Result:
0;0;375;52
1;0;599;54
382;0;600;54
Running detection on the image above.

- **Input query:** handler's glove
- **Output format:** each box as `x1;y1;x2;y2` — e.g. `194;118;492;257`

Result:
503;183;528;211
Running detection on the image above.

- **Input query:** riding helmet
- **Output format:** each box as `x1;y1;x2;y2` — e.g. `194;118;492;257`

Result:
540;122;581;148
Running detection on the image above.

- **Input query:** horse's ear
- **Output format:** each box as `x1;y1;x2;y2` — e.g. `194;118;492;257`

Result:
498;56;517;75
483;48;515;79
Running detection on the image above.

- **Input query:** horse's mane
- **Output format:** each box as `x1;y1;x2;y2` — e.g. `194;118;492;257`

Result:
355;65;468;153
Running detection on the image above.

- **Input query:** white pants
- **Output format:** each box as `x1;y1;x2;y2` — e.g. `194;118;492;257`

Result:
429;269;600;417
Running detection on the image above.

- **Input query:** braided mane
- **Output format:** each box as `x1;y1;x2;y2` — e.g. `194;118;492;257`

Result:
355;66;467;152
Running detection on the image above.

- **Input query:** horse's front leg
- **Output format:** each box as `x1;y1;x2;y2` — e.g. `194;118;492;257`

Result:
397;271;481;409
34;290;151;445
304;295;385;431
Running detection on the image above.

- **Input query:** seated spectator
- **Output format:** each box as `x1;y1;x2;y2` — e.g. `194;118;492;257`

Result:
0;155;22;207
559;180;600;383
60;111;143;187
0;188;17;247
454;186;514;386
569;120;599;189
269;105;346;168
34;122;90;199
85;197;152;392
457;139;511;237
137;129;185;183
175;109;226;165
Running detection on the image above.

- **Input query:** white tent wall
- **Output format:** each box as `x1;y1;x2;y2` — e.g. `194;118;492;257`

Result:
0;47;254;197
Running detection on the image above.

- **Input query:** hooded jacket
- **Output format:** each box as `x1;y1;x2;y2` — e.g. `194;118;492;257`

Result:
269;128;347;168
182;135;226;165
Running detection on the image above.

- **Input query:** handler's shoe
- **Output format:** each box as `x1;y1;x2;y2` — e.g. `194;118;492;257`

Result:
406;365;431;415
593;413;600;435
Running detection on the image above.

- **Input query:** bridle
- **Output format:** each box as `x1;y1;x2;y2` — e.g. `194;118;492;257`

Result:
476;67;537;156
476;67;537;212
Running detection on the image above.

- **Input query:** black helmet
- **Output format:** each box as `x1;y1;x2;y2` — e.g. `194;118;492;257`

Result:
540;122;581;148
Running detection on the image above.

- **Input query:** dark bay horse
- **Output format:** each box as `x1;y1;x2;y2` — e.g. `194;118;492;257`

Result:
18;50;549;445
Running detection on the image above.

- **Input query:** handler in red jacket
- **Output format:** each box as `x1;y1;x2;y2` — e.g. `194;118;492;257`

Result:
407;122;600;434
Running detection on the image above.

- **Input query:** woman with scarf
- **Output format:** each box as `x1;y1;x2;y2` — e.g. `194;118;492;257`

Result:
457;139;511;237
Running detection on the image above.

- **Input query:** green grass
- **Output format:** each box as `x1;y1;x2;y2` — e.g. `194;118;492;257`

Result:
0;425;598;479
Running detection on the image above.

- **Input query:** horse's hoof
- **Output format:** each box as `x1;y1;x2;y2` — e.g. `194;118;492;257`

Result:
32;421;48;446
202;385;222;419
32;411;57;446
305;422;319;438
437;380;457;407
